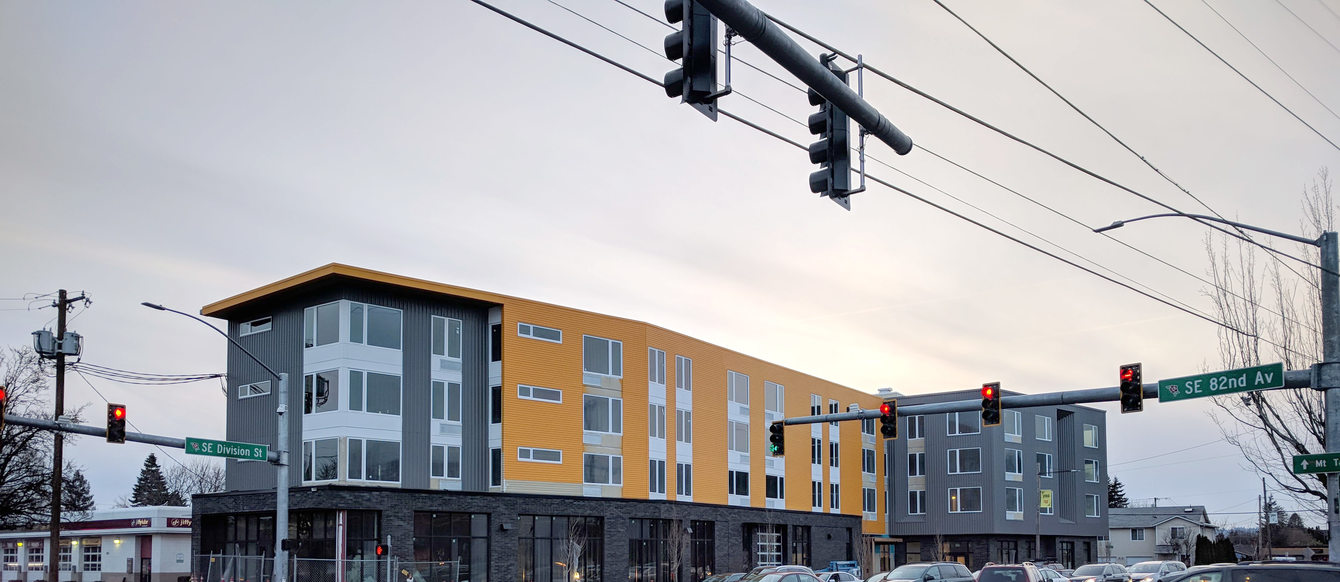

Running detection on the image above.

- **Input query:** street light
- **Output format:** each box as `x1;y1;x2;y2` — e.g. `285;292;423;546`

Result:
141;302;292;582
1095;213;1340;561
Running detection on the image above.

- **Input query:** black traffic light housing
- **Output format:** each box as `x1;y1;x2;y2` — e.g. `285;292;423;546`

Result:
768;421;785;456
106;403;127;444
981;383;1001;427
1120;363;1143;413
807;55;852;209
663;0;719;120
879;400;897;439
375;543;386;557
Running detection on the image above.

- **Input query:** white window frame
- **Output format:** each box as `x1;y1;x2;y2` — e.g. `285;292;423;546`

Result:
830;483;840;510
1005;448;1023;479
518;447;563;464
347;438;401;483
1084;459;1100;483
1130;528;1145;541
766;474;785;501
676;409;692;444
862;448;876;475
908;489;926;515
349;302;403;350
518;384;563;404
863;487;877;513
349;369;401;416
431;444;462;479
948;486;983;513
1006;487;1023;520
517;322;562;343
649;403;667;440
304;370;340;415
729;470;750;496
764;381;784;413
676;462;693;496
1037;453;1054;478
908;415;925;440
239;380;271;400
675;355;692;390
728;420;750;453
810;394;822;416
947;411;981;436
1083;423;1100;448
1004;410;1022;440
582;335;623;378
1036;415;1054;441
947;448;982;474
649;348;667;385
303;301;340;348
240;316;272;336
1086;494;1101;517
728;371;750;406
650;459;667;494
829;441;840;467
432;380;463;422
908;452;926;477
812;480;822;509
582;394;623;434
432;315;463;359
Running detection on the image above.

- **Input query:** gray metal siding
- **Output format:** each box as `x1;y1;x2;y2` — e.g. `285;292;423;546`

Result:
224;302;309;492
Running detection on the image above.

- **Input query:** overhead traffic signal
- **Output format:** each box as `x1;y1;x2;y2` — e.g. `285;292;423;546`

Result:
768;421;785;456
663;0;719;120
106;403;127;444
807;55;852;209
1120;363;1143;414
879;400;898;439
981;383;1001;427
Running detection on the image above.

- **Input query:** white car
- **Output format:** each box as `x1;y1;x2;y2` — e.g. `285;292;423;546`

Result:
818;573;861;582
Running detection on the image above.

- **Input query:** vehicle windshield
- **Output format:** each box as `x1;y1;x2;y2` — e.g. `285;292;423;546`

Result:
885;565;927;578
1128;563;1163;573
1072;565;1107;576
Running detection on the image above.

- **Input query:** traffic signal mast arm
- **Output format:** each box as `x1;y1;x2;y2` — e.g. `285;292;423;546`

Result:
771;368;1316;426
0;413;283;464
694;0;913;155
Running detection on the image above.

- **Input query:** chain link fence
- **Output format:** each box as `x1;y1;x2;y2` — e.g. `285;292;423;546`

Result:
193;557;460;582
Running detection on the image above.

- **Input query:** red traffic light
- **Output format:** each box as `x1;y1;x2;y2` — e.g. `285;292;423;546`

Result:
981;384;995;399
0;385;7;401
1120;367;1135;382
879;402;892;415
375;544;385;556
112;406;126;420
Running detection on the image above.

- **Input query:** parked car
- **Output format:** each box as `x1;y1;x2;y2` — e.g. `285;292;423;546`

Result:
738;572;824;582
817;572;861;582
1162;560;1340;581
866;572;891;582
976;563;1048;582
817;561;863;578
883;562;975;582
1038;563;1073;577
1037;568;1068;582
1068;563;1130;582
703;574;747;582
1126;561;1186;582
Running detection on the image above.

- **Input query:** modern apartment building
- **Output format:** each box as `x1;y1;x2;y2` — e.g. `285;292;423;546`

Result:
884;389;1109;569
191;264;893;582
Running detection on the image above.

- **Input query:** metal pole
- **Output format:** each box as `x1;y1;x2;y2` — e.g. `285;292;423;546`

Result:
49;289;66;580
1035;468;1041;561
276;373;290;582
1321;231;1340;561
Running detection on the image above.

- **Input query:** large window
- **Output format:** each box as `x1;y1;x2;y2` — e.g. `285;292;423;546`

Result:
413;512;489;582
649;348;667;385
628;518;673;582
431;445;461;479
81;540;100;572
766;475;785;501
583;453;622;485
518;515;602;582
1036;415;1054;441
350;302;402;349
303;438;338;481
1084;459;1100;482
811;438;822;465
432;316;463;358
1086;494;1101;517
812;481;822;508
862;448;876;475
583;335;622;377
517;322;562;343
350;370;400;415
676;462;692;496
1037;453;1054;478
650;459;666;494
908;415;924;439
583;395;623;434
649;404;666;440
863;487;877;513
518;384;562;404
728;371;750;405
764;381;784;413
1130;529;1145;541
348;438;400;483
1006;487;1023;519
431;381;462;422
676;409;692;444
828;441;839;467
676;356;692;390
948;487;983;513
728;420;749;454
303;302;340;348
691;521;716;582
304;370;339;414
1006;448;1023;478
728;470;749;496
947;411;980;435
810;394;821;416
1083;424;1099;448
947;448;981;474
908;452;926;477
908;489;926;515
1004;410;1022;440
829;483;840;510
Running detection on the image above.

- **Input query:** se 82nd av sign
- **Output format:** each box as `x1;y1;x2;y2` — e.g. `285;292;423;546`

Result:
1157;363;1284;403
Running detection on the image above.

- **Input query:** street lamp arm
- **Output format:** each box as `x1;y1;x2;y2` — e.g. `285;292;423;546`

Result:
141;302;283;381
1095;213;1320;246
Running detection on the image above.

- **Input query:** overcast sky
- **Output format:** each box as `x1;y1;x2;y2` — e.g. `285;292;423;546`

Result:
3;0;1339;528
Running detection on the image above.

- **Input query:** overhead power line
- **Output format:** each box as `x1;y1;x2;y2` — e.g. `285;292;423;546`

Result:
1271;0;1340;58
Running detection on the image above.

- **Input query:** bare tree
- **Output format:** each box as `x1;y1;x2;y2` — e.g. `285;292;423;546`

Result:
164;458;226;503
1207;168;1333;512
565;517;587;582
1161;530;1194;564
666;520;689;582
0;346;88;527
925;532;945;562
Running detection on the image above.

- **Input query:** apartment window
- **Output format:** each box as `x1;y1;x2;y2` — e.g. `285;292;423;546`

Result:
810;394;822;416
238;380;271;400
348;438;400;482
812;481;822;508
517;322;562;343
830;483;840;510
947;411;980;435
518;447;563;464
490;447;503;486
676;355;692;390
81;540;100;572
861;418;875;436
303;370;339;414
1006;448;1023;478
1036;415;1054;441
829;441;840;467
948;487;983;513
1084;459;1100;483
491;323;501;362
728;420;750;453
1037;453;1054;478
863;487;877;513
676;462;693;496
1086;494;1101;517
582;335;623;377
811;438;822;465
676;409;692;444
303;302;339;348
491;386;502;424
1083;424;1099;448
947;448;981;474
728;371;750;405
908;490;926;515
908;452;926;477
240;316;271;336
432;381;462;422
349;370;400;415
828;400;839;427
431;444;461;479
728;470;749;496
764;381;784;413
426;319;462;364
1004;410;1022;440
862;448;876;475
582;395;622;434
1130;529;1145;541
583;454;622;484
907;415;924;440
648;348;667;385
517;384;562;404
350;302;402;349
1006;487;1023;515
649;404;667;440
649;459;666;494
766;475;785;501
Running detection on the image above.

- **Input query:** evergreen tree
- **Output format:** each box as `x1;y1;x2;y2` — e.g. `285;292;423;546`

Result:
129;454;185;506
62;468;96;516
1108;476;1130;508
1214;535;1237;563
1194;535;1213;566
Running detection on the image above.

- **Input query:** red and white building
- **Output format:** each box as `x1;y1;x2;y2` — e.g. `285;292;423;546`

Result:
0;507;192;582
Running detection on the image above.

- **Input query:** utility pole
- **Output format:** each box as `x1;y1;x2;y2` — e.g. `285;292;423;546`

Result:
48;289;86;579
1320;231;1340;562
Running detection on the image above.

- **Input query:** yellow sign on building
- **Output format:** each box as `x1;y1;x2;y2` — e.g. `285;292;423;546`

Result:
1040;489;1053;509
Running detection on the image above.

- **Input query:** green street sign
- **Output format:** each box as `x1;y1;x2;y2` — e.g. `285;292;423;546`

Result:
185;437;269;461
1158;362;1285;403
1294;453;1340;474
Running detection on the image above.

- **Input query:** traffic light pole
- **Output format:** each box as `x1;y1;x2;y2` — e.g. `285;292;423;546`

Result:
1320;232;1339;562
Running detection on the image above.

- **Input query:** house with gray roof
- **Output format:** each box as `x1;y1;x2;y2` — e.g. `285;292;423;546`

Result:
1106;505;1217;565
